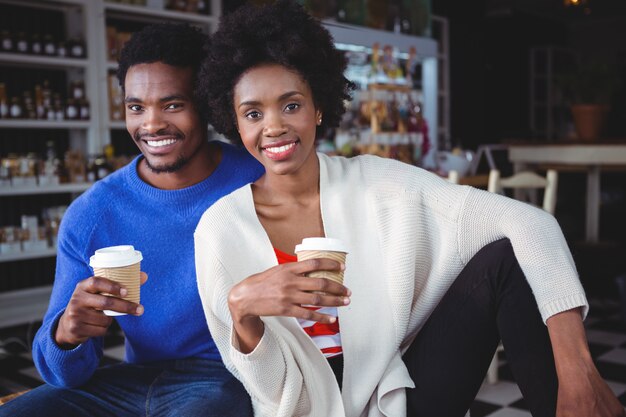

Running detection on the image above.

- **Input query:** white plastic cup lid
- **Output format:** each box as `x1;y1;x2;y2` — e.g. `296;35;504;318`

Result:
89;245;143;268
294;237;348;254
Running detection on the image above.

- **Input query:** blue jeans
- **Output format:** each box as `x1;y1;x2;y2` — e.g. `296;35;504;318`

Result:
0;358;252;417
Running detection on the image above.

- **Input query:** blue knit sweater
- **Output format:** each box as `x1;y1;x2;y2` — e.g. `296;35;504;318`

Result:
32;141;264;388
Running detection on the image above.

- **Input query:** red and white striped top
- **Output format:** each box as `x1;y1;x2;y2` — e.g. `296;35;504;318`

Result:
274;248;343;358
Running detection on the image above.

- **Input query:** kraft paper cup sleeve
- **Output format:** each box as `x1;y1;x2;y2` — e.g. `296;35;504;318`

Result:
90;245;143;316
295;238;348;289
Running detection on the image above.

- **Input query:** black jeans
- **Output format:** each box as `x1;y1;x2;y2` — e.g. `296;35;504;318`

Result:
402;238;558;417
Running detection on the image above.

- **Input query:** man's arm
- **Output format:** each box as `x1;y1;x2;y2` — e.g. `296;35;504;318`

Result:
31;203;104;388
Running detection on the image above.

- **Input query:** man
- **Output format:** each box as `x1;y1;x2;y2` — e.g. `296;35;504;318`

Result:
0;23;262;417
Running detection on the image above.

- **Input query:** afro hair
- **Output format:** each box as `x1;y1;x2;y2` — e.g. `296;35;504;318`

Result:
117;22;209;123
199;0;354;144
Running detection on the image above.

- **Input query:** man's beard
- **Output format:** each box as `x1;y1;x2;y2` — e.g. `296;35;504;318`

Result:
144;154;189;173
134;129;197;174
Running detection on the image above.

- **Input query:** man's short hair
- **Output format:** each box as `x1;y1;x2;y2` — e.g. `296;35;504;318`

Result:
117;23;209;123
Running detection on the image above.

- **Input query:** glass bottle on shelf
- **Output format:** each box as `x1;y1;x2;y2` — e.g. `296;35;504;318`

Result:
0;83;8;119
1;30;14;52
93;156;111;180
404;46;417;86
366;0;387;30
368;43;388;85
34;84;45;119
336;0;365;25
396;91;409;133
86;156;96;183
197;0;208;14
43;34;56;55
79;98;90;120
23;90;36;119
65;98;79;120
52;94;64;121
71;80;85;100
69;37;86;58
9;96;23;118
0;161;9;187
16;32;29;54
41;140;60;186
24;153;39;186
31;33;42;55
42;80;52;112
57;40;67;57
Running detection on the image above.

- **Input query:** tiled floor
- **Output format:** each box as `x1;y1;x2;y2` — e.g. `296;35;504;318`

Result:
1;299;626;416
470;298;626;417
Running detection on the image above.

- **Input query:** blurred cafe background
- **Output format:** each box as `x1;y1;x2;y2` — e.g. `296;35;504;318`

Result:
1;0;625;414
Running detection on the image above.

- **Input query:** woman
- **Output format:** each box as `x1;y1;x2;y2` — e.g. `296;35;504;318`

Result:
194;1;624;416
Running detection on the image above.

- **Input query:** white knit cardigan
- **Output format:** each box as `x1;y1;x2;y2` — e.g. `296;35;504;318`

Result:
194;153;588;417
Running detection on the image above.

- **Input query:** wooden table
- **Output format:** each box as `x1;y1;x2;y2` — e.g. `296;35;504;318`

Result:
507;141;626;243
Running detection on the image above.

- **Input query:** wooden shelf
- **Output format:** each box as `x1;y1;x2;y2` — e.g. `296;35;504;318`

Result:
108;120;126;129
0;52;89;69
104;2;216;25
0;0;86;11
0;285;53;328
0;182;92;196
368;83;413;91
0;248;56;263
0;119;92;129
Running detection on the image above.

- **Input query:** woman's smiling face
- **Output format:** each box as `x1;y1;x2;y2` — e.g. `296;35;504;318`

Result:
233;63;321;177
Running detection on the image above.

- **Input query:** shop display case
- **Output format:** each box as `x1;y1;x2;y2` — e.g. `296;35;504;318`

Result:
0;0;220;327
322;20;439;166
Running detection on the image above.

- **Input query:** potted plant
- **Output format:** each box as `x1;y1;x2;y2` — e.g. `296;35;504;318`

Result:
559;61;620;140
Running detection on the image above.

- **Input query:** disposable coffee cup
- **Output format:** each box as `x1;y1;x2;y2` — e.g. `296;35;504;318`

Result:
295;237;348;291
89;245;143;316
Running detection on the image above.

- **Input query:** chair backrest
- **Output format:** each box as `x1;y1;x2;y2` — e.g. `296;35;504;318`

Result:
487;169;558;214
447;170;460;184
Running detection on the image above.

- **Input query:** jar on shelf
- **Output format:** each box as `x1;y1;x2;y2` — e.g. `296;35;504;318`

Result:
65;150;86;183
0;226;21;255
3;154;19;183
14;153;38;187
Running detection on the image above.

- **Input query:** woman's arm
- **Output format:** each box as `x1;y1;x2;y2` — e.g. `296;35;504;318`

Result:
457;187;623;416
227;259;348;353
194;232;348;416
547;309;625;417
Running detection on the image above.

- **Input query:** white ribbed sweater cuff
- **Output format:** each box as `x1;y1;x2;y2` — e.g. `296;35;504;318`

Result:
539;293;589;323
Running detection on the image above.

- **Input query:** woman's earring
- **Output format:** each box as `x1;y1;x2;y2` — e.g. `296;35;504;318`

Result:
316;114;322;126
